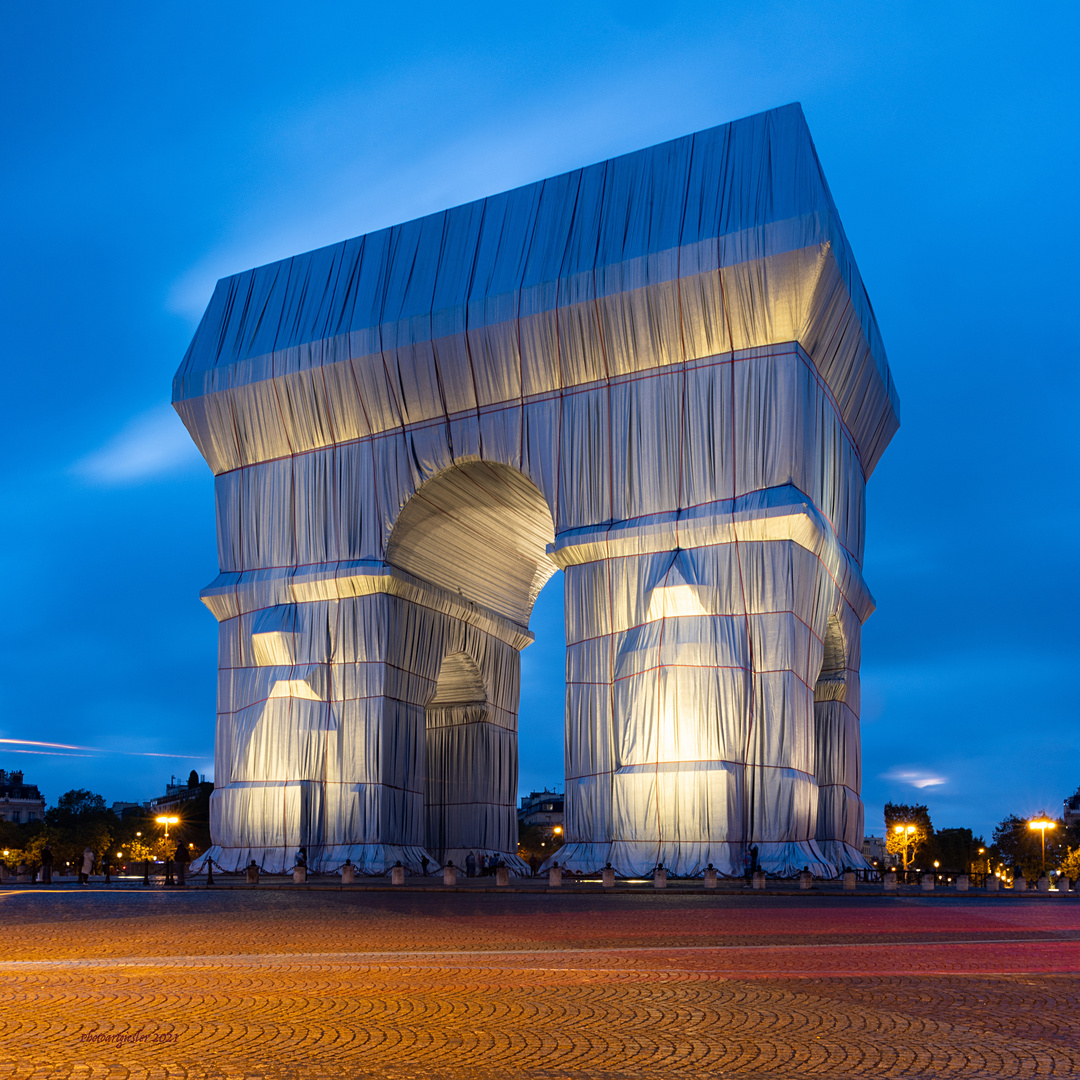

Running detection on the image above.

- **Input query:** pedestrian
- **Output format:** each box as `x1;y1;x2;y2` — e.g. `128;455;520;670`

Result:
420;854;430;877
465;851;476;878
750;844;760;875
40;845;53;885
174;843;191;887
80;846;94;885
529;854;540;877
478;853;489;876
295;846;307;869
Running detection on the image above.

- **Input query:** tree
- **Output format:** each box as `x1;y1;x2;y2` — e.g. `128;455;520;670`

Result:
1060;846;1080;883
188;770;200;789
43;789;116;870
884;803;933;870
518;823;564;863
934;828;986;875
992;813;1066;881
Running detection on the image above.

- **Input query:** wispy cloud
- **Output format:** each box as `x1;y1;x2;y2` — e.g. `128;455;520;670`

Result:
70;406;204;485
883;768;949;790
0;738;208;760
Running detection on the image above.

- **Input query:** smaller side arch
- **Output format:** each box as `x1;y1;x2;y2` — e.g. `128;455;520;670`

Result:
814;614;847;702
428;651;487;709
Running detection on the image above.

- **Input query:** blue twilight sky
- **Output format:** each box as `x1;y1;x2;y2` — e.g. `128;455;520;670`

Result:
1;2;1077;839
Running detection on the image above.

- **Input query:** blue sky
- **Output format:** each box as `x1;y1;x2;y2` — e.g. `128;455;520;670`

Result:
2;2;1076;839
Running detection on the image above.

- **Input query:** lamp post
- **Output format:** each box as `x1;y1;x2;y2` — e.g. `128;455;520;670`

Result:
1028;819;1056;873
893;824;918;872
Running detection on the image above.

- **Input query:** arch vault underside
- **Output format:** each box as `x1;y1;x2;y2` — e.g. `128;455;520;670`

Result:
174;104;898;876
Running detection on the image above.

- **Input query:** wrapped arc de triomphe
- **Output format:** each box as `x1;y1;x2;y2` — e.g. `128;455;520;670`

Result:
175;104;899;877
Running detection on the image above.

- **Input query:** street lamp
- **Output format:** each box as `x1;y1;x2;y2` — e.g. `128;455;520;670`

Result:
1028;819;1056;872
155;815;179;842
893;824;918;871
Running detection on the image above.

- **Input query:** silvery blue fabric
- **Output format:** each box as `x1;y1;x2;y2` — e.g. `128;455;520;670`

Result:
175;103;898;876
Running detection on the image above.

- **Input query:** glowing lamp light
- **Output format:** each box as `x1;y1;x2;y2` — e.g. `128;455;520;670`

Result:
155;815;180;840
553;826;563;835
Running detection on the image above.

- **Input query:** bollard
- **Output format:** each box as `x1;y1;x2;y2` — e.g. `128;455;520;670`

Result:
986;874;999;892
753;871;767;890
293;865;307;884
389;861;403;886
920;873;934;892
842;871;856;892
798;868;813;890
206;859;215;887
1014;876;1027;892
443;862;458;886
883;870;898;891
165;858;174;887
342;860;357;885
703;864;718;890
496;867;509;886
1059;877;1072;894
602;864;615;889
653;866;668;889
143;859;151;887
548;862;562;888
246;861;259;885
956;874;969;892
1037;875;1050;893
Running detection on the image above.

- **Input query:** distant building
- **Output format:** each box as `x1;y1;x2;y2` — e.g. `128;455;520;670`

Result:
861;835;886;867
148;773;208;813
110;801;147;819
518;790;564;832
1065;786;1080;829
0;770;46;825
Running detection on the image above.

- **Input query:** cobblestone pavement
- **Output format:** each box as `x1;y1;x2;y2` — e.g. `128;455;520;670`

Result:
0;889;1078;1079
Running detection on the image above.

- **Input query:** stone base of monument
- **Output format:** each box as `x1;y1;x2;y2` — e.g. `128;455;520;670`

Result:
883;871;898;890
654;868;668;889
986;875;1000;892
496;867;509;886
390;864;405;885
548;865;562;888
293;866;306;884
703;867;718;889
341;863;355;884
602;866;615;888
752;871;766;890
842;872;856;891
920;873;934;892
442;864;457;886
956;875;969;891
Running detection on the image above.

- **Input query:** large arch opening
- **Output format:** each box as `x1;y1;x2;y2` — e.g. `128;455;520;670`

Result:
388;461;557;867
386;460;557;626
